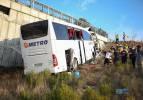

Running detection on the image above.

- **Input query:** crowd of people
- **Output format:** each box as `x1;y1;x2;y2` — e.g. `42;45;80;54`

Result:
103;42;143;71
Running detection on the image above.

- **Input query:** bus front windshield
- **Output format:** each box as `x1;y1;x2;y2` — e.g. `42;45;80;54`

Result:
21;20;48;40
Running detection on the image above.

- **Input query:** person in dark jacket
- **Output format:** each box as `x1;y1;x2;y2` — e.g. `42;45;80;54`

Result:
113;48;119;64
121;48;128;64
130;48;137;69
128;47;132;60
136;45;143;72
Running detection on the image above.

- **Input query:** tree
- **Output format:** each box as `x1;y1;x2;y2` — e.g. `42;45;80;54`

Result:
77;18;91;28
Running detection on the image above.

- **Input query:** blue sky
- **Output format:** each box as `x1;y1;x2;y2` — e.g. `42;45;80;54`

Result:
37;0;143;40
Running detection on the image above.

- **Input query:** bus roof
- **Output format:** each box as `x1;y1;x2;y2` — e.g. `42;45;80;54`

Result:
51;19;89;32
21;19;90;34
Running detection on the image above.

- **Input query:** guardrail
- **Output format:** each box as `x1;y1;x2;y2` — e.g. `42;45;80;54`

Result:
12;0;90;27
11;0;108;38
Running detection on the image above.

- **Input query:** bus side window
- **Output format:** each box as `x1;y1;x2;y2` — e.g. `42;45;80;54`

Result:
79;30;83;39
53;22;69;40
75;30;83;40
68;28;74;40
83;30;91;40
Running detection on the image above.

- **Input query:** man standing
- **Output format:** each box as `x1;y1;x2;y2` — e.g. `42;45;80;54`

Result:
115;34;119;44
123;32;127;42
104;50;112;66
113;48;119;64
136;45;143;73
121;47;128;64
130;48;137;69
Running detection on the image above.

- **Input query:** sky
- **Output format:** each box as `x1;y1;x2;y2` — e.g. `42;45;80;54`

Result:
37;0;143;41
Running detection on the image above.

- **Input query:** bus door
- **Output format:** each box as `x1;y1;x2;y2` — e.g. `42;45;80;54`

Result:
75;30;86;64
82;39;87;62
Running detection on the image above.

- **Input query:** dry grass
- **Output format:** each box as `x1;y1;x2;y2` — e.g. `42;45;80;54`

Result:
0;47;143;100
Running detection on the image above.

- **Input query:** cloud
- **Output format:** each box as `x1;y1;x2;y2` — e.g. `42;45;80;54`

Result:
80;0;96;10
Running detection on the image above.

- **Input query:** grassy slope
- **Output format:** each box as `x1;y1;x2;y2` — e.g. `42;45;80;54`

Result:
0;60;143;100
0;41;143;100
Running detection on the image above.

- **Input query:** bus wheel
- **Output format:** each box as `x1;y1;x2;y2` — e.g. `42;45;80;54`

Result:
73;58;78;70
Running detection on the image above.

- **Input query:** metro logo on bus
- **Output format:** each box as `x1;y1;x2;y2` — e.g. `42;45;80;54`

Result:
24;40;48;48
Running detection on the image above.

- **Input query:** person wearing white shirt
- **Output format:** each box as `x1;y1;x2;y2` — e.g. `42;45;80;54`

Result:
104;51;112;66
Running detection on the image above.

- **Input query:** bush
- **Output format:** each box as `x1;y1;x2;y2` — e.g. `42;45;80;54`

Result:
48;72;72;90
48;83;80;100
99;83;113;96
130;77;143;96
59;83;80;100
42;70;51;78
25;72;45;88
59;72;72;84
115;61;122;67
126;96;135;100
25;70;51;88
69;77;83;89
48;72;82;90
120;75;130;88
48;75;58;90
19;89;33;100
82;87;110;100
82;87;97;100
116;64;125;73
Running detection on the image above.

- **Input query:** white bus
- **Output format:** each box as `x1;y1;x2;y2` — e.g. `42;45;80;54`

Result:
20;19;95;74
